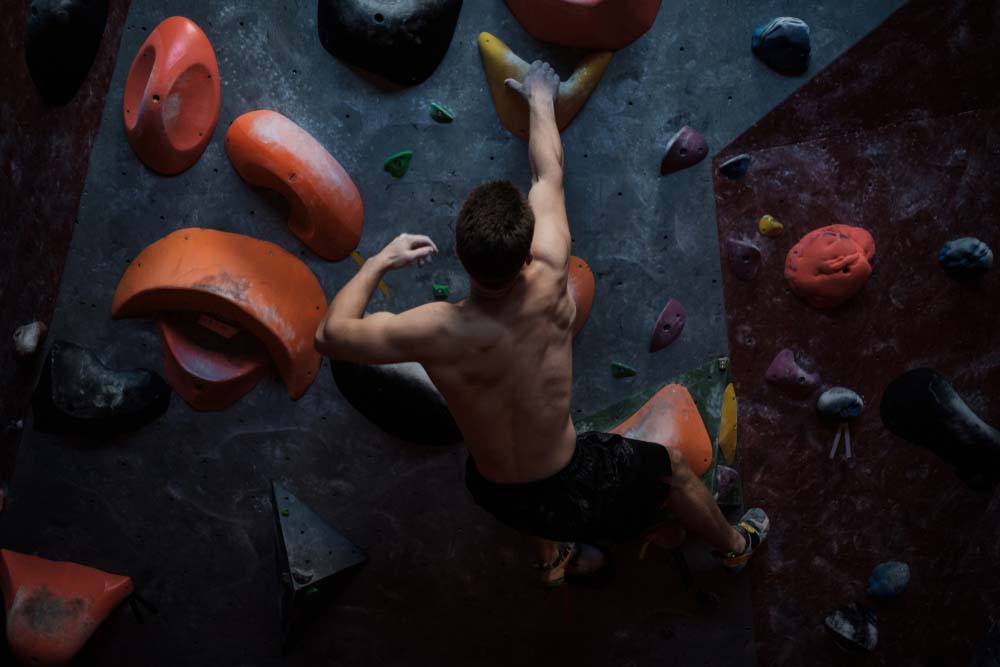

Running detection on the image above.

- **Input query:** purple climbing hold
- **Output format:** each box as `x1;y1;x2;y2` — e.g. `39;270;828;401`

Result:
727;237;761;281
648;298;686;352
714;464;739;500
765;348;820;397
719;154;751;180
660;126;708;175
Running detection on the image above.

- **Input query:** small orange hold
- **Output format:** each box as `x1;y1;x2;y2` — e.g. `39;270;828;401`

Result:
1;549;133;666
784;224;876;309
568;256;595;336
123;16;220;175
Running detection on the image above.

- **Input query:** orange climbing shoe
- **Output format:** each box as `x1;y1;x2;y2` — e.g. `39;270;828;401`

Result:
720;508;770;572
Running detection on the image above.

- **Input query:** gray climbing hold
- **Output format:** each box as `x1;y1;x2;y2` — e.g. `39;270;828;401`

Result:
727;237;761;281
13;321;48;358
939;237;993;280
660;126;708;175
752;17;811;76
867;561;910;598
816;387;863;420
719;154;751;180
648;298;686;353
765;348;820;397
825;603;878;652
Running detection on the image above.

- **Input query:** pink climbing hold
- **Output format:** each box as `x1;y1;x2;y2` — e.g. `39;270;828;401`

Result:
727;237;762;281
660;126;708;175
649;298;686;352
765;348;820;397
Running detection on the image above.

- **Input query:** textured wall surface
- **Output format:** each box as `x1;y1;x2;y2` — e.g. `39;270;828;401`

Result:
1;0;908;665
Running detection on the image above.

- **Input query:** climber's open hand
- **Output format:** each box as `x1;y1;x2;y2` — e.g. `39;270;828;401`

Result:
506;60;559;106
377;233;438;271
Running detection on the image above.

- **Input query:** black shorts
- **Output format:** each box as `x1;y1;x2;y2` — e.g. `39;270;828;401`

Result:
465;431;672;543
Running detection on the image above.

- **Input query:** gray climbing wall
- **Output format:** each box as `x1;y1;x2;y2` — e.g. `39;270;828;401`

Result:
1;1;904;665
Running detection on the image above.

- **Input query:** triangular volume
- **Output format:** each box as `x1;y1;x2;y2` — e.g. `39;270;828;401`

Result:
1;549;133;666
478;32;612;140
271;481;366;647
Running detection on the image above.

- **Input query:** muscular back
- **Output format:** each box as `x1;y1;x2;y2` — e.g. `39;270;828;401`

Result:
424;260;578;483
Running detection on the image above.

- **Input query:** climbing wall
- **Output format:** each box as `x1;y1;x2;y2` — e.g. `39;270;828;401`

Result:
713;0;1000;663
1;0;912;665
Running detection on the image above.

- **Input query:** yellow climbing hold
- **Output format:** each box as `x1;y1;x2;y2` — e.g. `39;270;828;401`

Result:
477;32;612;140
719;382;737;464
351;251;391;298
758;214;784;237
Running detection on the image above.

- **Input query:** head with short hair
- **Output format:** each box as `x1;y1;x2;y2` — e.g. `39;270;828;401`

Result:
456;180;535;289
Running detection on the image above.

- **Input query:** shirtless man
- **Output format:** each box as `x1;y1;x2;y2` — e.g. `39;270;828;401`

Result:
315;61;768;586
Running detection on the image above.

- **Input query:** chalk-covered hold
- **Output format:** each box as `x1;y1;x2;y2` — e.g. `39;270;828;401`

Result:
816;387;863;420
719;154;751;180
825;603;878;652
939;237;993;280
752;17;811;76
766;348;820;397
13;322;48;358
660;126;708;175
867;561;910;598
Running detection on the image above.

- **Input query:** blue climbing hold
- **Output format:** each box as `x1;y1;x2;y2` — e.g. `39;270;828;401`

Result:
867;561;910;598
752;17;811;76
939;237;993;280
816;387;863;420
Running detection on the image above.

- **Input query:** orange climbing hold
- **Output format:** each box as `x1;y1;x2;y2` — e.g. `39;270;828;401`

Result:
785;224;876;309
1;549;133;666
504;0;662;50
112;228;327;399
611;384;713;476
568;256;595;336
226;110;364;261
123;16;220;175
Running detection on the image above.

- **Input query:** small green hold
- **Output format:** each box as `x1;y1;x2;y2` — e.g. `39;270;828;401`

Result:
304;586;319;597
432;284;450;300
384;151;413;178
280;509;289;517
430;102;455;123
611;361;638;378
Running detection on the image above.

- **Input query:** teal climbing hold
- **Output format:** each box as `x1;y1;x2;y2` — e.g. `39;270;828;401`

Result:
611;362;637;378
430;102;455;123
384;151;413;178
432;284;450;300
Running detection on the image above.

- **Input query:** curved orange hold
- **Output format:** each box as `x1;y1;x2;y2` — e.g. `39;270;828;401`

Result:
123;16;220;175
611;384;713;476
112;228;327;399
1;549;133;666
226;110;364;261
784;224;876;309
568;256;595;336
504;0;662;50
157;315;271;411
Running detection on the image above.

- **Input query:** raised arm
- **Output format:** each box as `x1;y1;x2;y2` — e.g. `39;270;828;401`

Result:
506;61;570;272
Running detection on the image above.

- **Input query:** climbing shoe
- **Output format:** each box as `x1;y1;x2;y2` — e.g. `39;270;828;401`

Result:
721;508;769;572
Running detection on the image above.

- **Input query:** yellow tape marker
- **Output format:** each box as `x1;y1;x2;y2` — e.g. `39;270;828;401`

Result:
351;251;390;298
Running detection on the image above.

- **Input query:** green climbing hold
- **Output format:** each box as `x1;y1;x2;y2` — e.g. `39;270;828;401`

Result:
281;509;290;517
384;151;413;178
430;102;455;123
432;284;450;300
611;362;637;378
304;586;319;597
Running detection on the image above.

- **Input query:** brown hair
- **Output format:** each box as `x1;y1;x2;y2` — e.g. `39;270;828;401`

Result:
456;180;535;288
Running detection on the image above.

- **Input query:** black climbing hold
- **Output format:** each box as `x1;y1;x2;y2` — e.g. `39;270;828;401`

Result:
751;17;811;76
816;387;863;420
25;0;109;105
317;0;464;86
430;102;455;123
272;481;366;648
331;360;462;446
31;340;170;435
610;361;637;378
432;284;450;300
825;603;878;652
719;154;751;180
939;237;994;280
880;368;1000;491
384;150;413;178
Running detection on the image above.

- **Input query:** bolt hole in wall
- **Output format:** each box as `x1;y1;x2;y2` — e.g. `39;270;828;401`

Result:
374;13;384;23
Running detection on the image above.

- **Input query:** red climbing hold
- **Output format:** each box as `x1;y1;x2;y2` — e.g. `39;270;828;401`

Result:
784;224;876;309
504;0;662;50
568;256;595;336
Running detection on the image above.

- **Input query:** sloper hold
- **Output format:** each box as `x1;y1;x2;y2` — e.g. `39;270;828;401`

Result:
26;0;108;105
825;603;878;652
719;383;737;464
867;561;910;598
226;110;364;261
478;32;612;140
504;0;662;50
765;348;820;397
13;321;48;358
611;384;713;476
157;315;270;412
880;368;1000;491
123;16;220;175
660;126;708;175
719;153;751;180
816;386;864;420
649;298;685;352
939;237;993;279
752;17;811;76
727;237;762;281
271;481;366;647
785;224;876;309
317;0;463;86
568;256;595;336
1;549;133;666
112;228;327;399
32;340;170;435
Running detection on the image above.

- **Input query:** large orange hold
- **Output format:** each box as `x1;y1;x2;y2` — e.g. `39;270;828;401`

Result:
784;224;876;309
123;16;220;175
611;384;713;476
568;255;595;336
112;228;327;399
226;110;364;261
504;0;662;50
1;549;133;666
